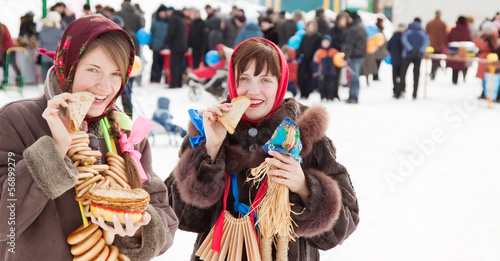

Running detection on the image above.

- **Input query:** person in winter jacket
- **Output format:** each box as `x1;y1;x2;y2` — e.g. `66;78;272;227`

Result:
233;17;264;48
342;11;367;103
474;21;499;99
149;5;169;83
188;9;206;69
426;10;447;80
313;35;339;100
0;16;178;261
0;22;22;85
165;37;358;261
329;11;349;100
206;16;224;51
297;20;322;99
163;7;187;88
446;16;472;85
38;11;64;81
223;14;245;49
397;17;429;99
387;24;405;97
116;0;143;36
281;45;299;97
260;17;279;46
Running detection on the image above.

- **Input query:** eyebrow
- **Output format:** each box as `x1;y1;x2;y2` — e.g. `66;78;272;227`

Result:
84;63;120;72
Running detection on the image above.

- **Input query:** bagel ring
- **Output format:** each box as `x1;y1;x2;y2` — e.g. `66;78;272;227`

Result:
67;223;99;245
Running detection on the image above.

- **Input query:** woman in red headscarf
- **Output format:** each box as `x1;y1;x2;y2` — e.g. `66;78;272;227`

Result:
166;37;359;260
0;16;177;260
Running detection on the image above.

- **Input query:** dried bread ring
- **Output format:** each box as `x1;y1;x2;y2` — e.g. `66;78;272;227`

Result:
71;228;102;255
68;146;91;158
118;253;131;261
81;157;97;165
106;158;126;173
102;229;115;246
93;245;110;261
79;150;103;158
77;166;99;176
106;152;126;165
73;237;105;261
109;166;128;183
71;138;90;145
107;245;119;261
73;160;81;167
90;164;109;172
69;142;90;150
78;172;95;179
67;223;99;245
76;175;103;192
104;170;129;189
71;132;89;140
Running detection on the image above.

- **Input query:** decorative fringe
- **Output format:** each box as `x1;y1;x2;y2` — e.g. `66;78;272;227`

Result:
195;211;261;261
248;125;299;261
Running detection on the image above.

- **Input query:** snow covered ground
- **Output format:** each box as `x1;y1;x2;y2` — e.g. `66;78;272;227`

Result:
2;59;499;260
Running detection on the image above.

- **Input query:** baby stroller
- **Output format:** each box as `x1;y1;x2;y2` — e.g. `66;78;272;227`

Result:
150;97;187;145
187;44;233;101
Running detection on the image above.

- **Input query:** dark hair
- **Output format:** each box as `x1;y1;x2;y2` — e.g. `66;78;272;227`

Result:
232;39;281;87
83;4;91;10
457;16;467;24
414;17;421;23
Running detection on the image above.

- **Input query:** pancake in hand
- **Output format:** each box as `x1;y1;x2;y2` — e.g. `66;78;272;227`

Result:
217;96;251;134
68;92;95;133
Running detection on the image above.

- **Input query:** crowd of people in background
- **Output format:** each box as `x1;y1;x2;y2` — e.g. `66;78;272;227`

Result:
1;1;500;104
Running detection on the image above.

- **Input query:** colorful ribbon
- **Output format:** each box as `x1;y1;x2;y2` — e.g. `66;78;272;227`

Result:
118;116;154;182
188;109;206;148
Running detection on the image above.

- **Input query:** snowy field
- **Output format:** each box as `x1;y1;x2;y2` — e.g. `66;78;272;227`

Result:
2;60;499;260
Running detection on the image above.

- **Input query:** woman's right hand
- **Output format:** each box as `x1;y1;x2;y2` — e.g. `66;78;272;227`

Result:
42;93;76;158
200;103;232;161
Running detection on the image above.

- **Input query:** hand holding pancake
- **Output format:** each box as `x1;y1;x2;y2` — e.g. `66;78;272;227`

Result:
42;92;76;157
91;212;151;237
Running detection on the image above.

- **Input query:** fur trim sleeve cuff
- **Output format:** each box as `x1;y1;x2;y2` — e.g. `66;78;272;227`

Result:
292;169;342;238
114;205;167;260
23;136;78;199
173;142;227;208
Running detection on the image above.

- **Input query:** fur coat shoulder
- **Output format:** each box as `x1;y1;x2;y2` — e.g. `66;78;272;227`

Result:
165;98;359;261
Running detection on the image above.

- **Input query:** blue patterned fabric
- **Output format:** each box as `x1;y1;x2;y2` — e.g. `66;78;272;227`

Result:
262;117;303;162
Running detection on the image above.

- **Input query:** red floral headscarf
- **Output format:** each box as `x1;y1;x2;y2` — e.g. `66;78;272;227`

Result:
228;37;289;124
52;15;135;121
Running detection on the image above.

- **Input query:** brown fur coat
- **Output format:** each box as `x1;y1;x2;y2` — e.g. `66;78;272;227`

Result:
165;98;359;261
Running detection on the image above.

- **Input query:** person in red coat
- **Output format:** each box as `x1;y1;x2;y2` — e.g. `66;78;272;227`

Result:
0;22;22;85
446;16;472;84
474;21;499;99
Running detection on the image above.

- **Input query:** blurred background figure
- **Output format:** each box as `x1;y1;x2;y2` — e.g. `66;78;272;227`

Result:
342;11;367;103
474;21;499;99
82;4;92;16
387;23;405;98
38;11;63;82
297;20;322;99
233;17;263;47
51;2;75;29
398;17;429;100
149;5;168;83
446;16;472;85
426;10;447;80
188;9;206;69
260;17;279;45
373;17;389;81
1;22;22;86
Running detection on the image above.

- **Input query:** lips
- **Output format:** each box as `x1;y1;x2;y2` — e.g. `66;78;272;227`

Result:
249;99;263;107
93;94;108;104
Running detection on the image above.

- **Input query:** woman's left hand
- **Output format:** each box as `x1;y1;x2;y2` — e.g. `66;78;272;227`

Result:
266;150;309;203
90;212;151;238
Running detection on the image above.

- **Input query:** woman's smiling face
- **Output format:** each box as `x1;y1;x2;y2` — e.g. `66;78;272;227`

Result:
72;46;123;117
236;60;279;121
